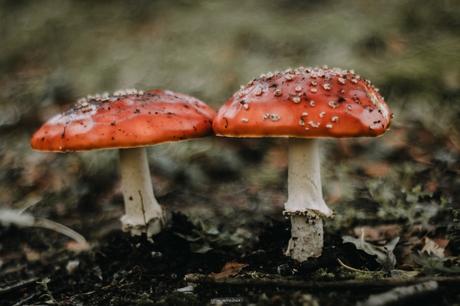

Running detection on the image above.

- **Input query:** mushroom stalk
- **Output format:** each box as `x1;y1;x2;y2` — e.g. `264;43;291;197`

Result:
119;148;164;237
284;138;332;262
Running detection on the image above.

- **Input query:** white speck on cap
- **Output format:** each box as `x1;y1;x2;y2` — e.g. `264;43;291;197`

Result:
308;121;320;128
292;96;301;103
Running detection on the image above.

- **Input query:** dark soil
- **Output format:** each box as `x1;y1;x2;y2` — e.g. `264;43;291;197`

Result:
1;212;460;305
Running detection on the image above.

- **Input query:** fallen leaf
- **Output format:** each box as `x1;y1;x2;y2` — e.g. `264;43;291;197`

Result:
343;231;400;272
425;180;438;193
433;237;450;249
420;237;445;258
210;262;248;280
362;162;391;177
23;245;40;262
409;147;432;165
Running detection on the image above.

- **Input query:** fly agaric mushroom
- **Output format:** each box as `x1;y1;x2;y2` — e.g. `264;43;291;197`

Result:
213;66;392;262
31;89;215;237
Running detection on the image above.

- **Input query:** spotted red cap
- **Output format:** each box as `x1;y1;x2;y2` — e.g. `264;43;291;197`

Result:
213;66;392;138
31;89;216;151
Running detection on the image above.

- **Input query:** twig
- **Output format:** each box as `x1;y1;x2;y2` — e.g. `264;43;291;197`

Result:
0;209;90;250
0;278;39;296
337;258;372;273
0;264;27;278
12;293;38;306
184;273;460;290
356;281;439;306
34;218;90;250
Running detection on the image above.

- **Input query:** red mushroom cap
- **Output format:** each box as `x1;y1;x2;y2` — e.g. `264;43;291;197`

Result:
213;66;392;138
31;89;216;151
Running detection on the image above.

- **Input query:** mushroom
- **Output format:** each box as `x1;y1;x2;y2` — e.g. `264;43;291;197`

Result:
213;66;392;262
31;89;216;237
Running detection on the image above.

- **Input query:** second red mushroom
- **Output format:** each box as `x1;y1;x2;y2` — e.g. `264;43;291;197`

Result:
213;66;392;262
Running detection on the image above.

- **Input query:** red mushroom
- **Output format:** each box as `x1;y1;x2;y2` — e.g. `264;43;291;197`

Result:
31;89;216;237
213;66;392;261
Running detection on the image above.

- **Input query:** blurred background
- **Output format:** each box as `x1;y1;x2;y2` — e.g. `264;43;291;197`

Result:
0;0;459;239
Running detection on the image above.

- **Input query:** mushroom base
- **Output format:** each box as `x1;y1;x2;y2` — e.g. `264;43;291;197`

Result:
285;212;323;261
121;213;166;237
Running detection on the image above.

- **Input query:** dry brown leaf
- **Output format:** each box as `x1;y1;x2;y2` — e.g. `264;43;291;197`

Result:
23;245;40;262
425;180;438;193
210;262;248;280
409;147;432;165
433;238;450;249
362;162;391;177
420;237;445;258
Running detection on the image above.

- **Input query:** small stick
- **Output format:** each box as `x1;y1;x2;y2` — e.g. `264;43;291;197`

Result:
184;273;460;290
0;209;90;250
34;218;90;250
337;258;371;273
0;278;39;296
356;281;439;306
12;293;38;306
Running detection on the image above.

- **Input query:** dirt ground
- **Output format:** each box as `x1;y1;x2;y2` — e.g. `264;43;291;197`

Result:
0;0;459;305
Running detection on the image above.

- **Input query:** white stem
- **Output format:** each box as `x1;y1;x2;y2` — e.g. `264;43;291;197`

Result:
285;138;331;215
284;138;332;262
119;148;164;237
